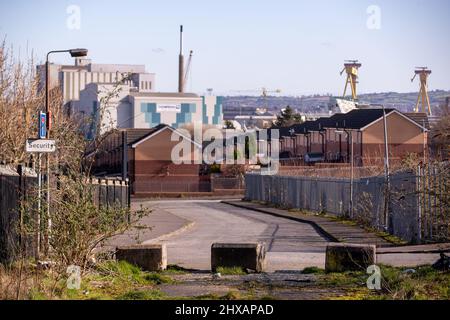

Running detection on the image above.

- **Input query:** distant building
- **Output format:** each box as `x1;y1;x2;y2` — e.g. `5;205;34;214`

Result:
270;108;428;166
38;57;223;136
86;124;205;195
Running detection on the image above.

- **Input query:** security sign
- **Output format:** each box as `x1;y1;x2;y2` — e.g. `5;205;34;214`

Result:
39;112;47;139
26;139;56;153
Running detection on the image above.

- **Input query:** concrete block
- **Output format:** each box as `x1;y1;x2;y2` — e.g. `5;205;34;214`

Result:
211;243;266;273
116;244;167;271
325;243;376;272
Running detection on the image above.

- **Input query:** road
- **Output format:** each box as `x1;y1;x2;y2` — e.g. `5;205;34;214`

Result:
141;200;329;271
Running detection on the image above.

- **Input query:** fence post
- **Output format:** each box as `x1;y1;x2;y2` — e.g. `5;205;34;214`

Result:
417;165;422;243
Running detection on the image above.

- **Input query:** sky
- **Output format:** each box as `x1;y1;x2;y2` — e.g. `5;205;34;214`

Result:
0;0;449;96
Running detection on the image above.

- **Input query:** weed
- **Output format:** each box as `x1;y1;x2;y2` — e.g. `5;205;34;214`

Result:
302;267;325;274
216;266;247;276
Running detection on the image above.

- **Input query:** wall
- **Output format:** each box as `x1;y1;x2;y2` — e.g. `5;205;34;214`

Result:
131;127;202;194
362;112;426;161
131;95;203;129
78;83;133;136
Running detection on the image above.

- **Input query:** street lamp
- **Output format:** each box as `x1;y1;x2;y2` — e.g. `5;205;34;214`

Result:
43;48;88;255
45;48;88;134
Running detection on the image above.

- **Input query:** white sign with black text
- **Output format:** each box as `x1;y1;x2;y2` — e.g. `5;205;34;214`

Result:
26;139;56;153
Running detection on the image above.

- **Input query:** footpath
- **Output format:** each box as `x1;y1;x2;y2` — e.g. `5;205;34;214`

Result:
222;200;450;255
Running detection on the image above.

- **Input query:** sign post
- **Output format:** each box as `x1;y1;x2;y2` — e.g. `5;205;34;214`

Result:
26;112;56;259
39;112;47;139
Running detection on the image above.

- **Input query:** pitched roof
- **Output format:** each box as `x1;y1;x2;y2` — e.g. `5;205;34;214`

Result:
130;125;202;148
274;108;397;139
330;108;395;129
119;124;168;146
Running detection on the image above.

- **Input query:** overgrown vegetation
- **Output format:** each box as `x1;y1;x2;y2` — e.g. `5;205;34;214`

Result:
0;39;150;299
317;265;450;300
1;260;175;300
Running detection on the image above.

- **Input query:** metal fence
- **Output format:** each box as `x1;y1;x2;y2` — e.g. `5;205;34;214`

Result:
0;171;37;262
133;180;212;193
211;176;245;191
416;164;449;242
0;168;130;263
132;176;245;194
245;164;449;244
91;178;130;208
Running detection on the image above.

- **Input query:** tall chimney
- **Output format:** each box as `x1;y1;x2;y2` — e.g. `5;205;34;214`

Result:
178;25;184;93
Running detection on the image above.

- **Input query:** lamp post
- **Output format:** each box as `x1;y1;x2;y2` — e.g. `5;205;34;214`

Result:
45;49;88;132
382;105;390;232
44;48;88;254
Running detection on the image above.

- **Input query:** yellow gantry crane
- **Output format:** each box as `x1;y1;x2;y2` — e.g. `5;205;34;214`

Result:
411;67;432;115
340;60;362;101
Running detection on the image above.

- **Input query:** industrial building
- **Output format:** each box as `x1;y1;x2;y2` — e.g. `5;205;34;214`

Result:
38;56;223;136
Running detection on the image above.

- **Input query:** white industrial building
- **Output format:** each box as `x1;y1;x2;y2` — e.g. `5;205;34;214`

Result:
38;57;223;137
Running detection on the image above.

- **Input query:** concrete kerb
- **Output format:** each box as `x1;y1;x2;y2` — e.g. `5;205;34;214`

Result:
211;243;267;273
325;243;376;272
143;221;195;244
116;244;167;271
222;200;339;243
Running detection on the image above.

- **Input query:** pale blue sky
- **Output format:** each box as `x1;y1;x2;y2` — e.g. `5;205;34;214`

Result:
1;0;449;95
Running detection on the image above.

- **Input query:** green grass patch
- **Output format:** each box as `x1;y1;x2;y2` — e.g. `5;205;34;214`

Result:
215;266;247;276
373;231;408;246
318;265;450;300
28;260;176;300
163;265;189;274
143;273;173;285
302;267;325;274
118;289;166;300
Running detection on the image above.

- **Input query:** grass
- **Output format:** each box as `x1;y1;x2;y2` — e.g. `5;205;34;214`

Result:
26;260;176;300
302;267;325;274
215;266;247;276
118;289;166;300
5;258;449;300
163;264;189;274
317;265;450;300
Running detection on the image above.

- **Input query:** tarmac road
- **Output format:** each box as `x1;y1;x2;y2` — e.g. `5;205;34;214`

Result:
142;200;330;271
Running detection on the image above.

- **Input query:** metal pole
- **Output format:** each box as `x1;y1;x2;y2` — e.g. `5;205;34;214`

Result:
36;153;41;260
382;106;390;231
417;165;422;243
350;132;354;218
45;56;51;254
422;119;426;164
